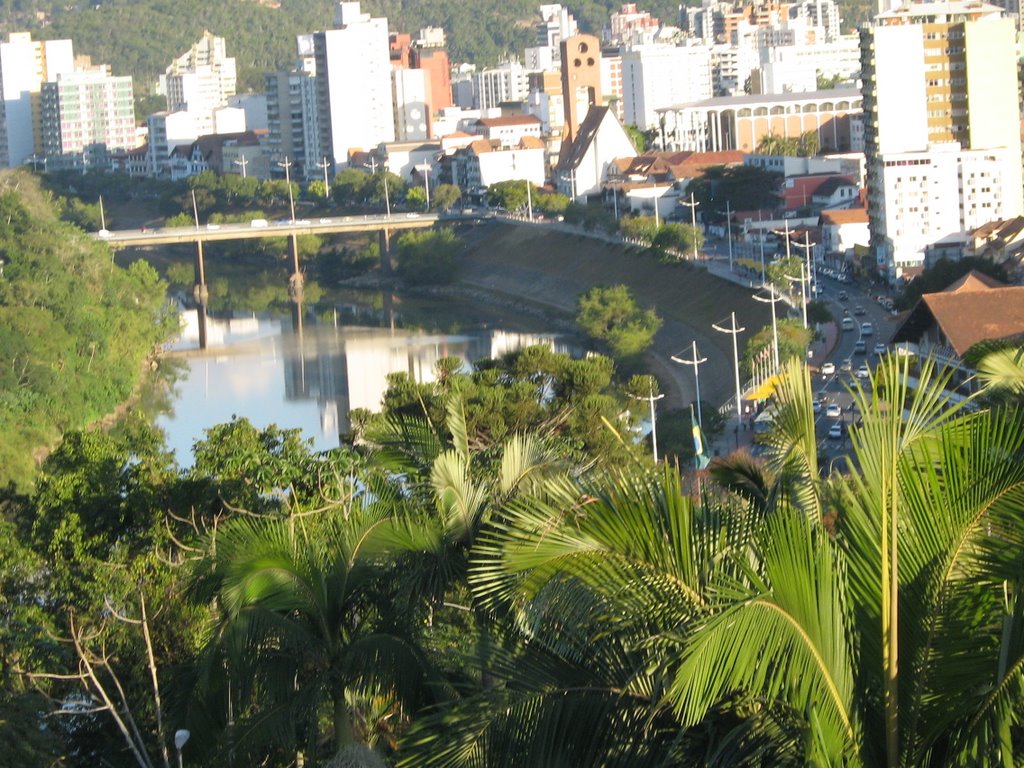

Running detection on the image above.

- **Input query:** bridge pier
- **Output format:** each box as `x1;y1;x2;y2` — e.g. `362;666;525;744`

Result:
288;233;304;301
378;228;392;274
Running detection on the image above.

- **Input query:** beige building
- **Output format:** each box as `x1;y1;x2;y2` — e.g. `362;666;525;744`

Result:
861;1;1023;280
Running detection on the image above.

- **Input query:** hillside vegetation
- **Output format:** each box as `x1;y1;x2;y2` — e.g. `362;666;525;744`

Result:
18;0;870;95
0;170;175;489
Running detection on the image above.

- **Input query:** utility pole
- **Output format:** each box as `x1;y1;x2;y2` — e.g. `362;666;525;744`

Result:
277;156;296;223
317;157;331;197
671;340;707;428
752;283;783;372
725;199;733;272
712;312;746;431
680;191;699;260
794;231;818;302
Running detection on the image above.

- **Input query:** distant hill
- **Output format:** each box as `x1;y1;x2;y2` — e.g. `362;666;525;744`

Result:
12;0;868;96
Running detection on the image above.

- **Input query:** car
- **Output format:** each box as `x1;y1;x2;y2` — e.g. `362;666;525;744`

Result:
406;212;421;218
854;340;867;355
860;322;874;336
840;358;853;373
97;229;111;238
812;399;823;414
837;273;852;283
873;342;887;355
828;422;845;439
294;219;312;226
842;317;856;331
856;364;871;379
205;223;220;230
826;402;842;419
318;217;332;224
250;218;268;228
838;290;848;302
853;305;866;316
821;362;836;376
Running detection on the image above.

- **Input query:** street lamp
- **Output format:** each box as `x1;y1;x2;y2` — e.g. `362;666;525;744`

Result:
174;729;190;768
525;178;533;221
277;156;296;223
712;311;746;431
784;263;809;330
416;162;432;210
317;156;331;198
627;382;665;463
752;283;783;372
793;231;818;302
671;340;707;428
679;191;699;260
725;199;733;272
363;160;391;218
190;189;200;231
234;155;248;178
757;210;766;284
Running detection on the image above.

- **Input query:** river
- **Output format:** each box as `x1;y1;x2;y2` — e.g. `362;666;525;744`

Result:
154;292;579;466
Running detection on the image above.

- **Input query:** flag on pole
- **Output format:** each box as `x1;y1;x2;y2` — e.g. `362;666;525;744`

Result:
691;405;710;470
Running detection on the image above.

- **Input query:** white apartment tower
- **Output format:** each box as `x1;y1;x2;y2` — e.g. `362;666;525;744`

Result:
621;44;713;130
861;1;1022;280
40;69;136;169
313;2;395;169
0;32;74;167
162;31;237;113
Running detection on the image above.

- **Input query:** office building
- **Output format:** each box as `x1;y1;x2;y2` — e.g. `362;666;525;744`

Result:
621;44;713;131
40;68;136;169
861;1;1023;279
0;32;74;167
313;2;395;169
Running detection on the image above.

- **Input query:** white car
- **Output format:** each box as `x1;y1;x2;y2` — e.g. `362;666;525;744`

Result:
820;362;836;376
826;403;842;419
856;364;871;379
873;342;887;356
812;399;823;414
828;422;844;439
97;229;111;238
206;223;221;230
319;217;332;224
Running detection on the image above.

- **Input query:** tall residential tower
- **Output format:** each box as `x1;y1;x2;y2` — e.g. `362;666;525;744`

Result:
860;1;1022;280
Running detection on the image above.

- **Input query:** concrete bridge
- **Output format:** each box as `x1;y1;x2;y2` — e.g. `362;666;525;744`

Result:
95;210;484;349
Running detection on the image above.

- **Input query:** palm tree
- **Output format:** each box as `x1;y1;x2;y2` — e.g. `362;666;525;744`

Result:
187;488;439;764
405;356;1024;766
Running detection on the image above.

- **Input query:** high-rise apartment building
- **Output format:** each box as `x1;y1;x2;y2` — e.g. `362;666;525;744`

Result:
265;53;320;178
313;2;395;169
475;60;530;110
40;68;136;169
622;44;713;130
0;32;74;167
162;31;236;113
861;1;1022;280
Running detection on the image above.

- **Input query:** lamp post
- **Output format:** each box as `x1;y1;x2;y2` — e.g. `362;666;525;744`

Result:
277;157;297;223
174;729;190;768
190;189;200;231
793;231;818;302
671;340;707;428
680;191;699;260
364;160;390;218
99;195;107;232
627;383;665;463
416;163;432;210
785;264;809;330
757;210;766;284
712;311;746;431
752;283;783;372
317;156;331;198
234;155;248;178
525;178;533;221
725;199;733;272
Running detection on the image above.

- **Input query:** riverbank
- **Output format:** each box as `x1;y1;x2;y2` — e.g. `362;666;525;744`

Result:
453;221;772;410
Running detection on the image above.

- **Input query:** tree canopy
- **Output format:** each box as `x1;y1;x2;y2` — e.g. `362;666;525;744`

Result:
576;284;663;358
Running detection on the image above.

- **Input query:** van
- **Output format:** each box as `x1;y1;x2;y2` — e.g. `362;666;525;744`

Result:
842;317;855;331
250;218;268;228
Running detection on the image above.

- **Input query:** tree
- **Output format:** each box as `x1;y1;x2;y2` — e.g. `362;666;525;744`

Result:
624;123;647;152
486;180;532;212
687;164;783;217
534;192;570;215
430;183;462;212
576;284;662;358
395;228;462;285
618;214;659;242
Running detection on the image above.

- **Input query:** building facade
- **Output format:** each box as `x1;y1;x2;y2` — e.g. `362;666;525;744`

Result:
313;2;395;169
40;69;135;169
621;44;713;130
861;1;1023;279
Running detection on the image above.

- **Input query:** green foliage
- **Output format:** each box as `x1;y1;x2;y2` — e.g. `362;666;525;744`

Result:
624;123;647;152
430;183;462;212
534;192;570;215
806;299;832;325
619;214;659;242
395;228;462;285
688;164;783;217
756;131;820;157
0;171;175;489
576;284;663;358
486;179;533;212
562;201;618;232
743;318;812;374
896;256;1008;310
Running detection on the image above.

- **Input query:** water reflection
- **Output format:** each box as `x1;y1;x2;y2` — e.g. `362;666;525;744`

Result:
159;304;577;465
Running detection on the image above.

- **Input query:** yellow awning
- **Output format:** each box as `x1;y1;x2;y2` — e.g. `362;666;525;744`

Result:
748;374;781;401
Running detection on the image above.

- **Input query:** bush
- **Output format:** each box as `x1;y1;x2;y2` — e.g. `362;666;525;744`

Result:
395;228;462;285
